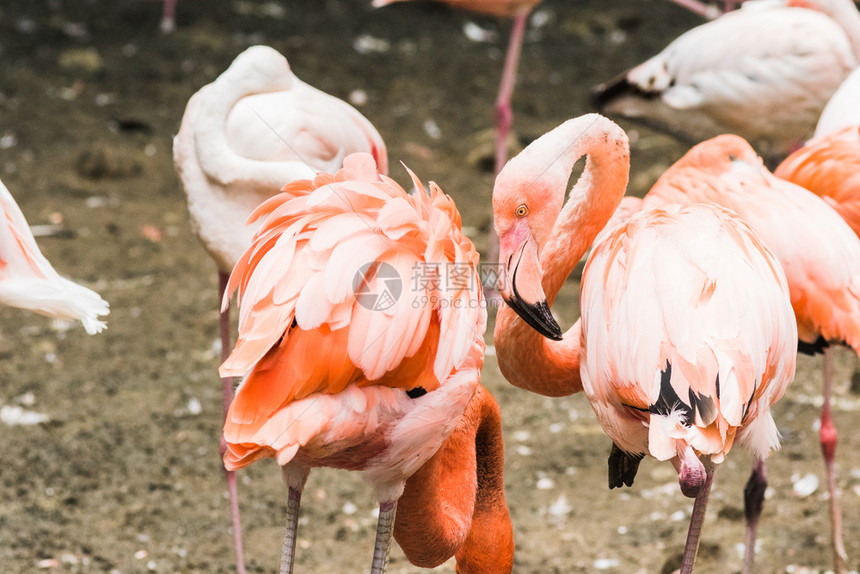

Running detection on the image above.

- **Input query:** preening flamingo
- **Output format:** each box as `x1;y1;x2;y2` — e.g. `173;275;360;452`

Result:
591;0;860;160
219;152;508;573
492;114;797;574
0;178;108;334
641;134;860;573
172;44;388;574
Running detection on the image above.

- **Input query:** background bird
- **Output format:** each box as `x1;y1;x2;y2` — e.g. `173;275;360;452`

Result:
492;114;797;574
641;135;860;573
591;0;860;161
219;152;499;573
0;178;109;335
173;44;388;574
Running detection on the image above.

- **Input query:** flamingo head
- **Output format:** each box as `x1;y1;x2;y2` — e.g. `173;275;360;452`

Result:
493;179;564;341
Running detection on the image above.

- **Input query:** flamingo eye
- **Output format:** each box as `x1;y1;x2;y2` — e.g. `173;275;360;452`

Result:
515;204;528;217
728;154;737;161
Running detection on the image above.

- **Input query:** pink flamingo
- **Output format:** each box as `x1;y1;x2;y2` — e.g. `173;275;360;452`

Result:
0;178;108;333
592;0;860;160
641;134;860;573
172;45;388;574
492;114;797;574
219;152;511;573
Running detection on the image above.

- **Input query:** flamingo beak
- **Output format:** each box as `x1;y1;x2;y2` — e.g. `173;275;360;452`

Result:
499;233;563;341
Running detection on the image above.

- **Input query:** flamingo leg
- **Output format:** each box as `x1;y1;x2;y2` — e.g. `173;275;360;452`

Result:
219;271;246;574
821;347;847;574
279;465;310;574
679;468;715;574
160;0;177;33
279;487;303;574
666;0;721;19
486;11;528;283
741;457;767;574
371;500;398;574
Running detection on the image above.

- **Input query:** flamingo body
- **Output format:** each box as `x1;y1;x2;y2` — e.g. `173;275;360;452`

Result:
581;203;796;465
220;152;499;572
173;45;388;273
0;178;108;334
592;0;860;156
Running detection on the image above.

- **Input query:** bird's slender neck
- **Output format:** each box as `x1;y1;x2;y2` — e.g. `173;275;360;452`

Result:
393;386;512;572
494;115;630;397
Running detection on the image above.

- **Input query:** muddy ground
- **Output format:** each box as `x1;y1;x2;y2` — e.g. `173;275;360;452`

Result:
0;0;858;572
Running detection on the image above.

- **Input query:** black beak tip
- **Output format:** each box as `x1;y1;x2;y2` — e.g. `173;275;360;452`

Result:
503;294;564;341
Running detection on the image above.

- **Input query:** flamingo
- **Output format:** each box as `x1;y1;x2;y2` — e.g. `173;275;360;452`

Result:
219;152;509;573
591;0;860;160
492;114;797;574
172;44;388;574
638;134;860;573
0;178;109;334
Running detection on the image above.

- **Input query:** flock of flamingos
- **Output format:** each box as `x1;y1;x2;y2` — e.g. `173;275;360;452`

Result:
3;0;860;572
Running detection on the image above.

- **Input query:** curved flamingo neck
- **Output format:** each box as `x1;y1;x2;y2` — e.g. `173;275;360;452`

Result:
494;115;630;397
393;386;512;571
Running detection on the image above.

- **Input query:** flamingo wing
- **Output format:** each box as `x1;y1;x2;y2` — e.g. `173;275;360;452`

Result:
0;179;109;334
581;203;796;463
220;153;485;457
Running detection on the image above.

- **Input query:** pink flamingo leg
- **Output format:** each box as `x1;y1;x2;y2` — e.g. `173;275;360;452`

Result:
742;457;767;574
487;11;528;278
371;501;398;574
821;347;847;574
160;0;177;33
666;0;722;18
219;271;247;574
679;469;715;574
